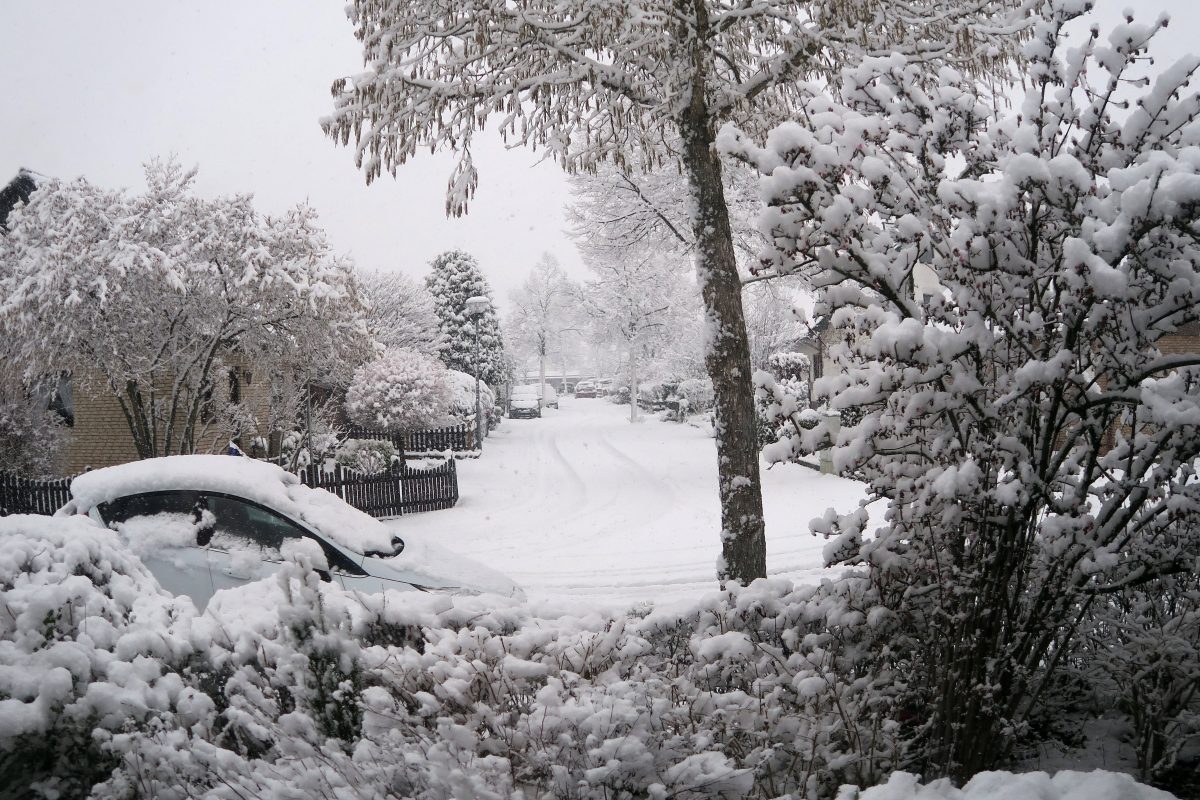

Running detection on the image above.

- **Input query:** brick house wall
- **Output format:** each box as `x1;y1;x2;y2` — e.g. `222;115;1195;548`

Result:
61;361;278;475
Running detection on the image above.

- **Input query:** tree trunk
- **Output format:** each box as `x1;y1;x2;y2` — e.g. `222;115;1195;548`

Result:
629;343;639;423
679;80;767;583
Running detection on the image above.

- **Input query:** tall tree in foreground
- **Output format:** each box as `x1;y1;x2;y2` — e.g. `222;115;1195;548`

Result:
426;250;508;385
323;0;1024;583
727;1;1200;778
0;160;368;459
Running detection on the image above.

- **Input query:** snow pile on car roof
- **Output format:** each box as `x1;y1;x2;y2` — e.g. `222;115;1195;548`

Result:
68;455;393;555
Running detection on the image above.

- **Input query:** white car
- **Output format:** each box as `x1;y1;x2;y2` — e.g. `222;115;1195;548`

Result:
56;455;523;609
509;385;542;418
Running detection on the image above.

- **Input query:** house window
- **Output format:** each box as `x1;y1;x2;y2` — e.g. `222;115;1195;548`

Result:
228;368;251;405
35;373;74;427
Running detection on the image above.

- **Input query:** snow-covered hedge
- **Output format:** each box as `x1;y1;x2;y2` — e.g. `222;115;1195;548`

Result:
345;347;451;431
0;515;197;797
0;514;1186;798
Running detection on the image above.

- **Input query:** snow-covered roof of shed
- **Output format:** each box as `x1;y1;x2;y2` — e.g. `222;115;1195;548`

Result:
68;455;393;555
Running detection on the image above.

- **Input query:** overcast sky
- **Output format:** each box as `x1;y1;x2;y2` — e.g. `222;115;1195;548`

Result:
1;1;1196;311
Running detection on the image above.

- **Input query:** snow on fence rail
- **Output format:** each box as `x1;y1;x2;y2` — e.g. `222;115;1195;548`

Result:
297;459;459;517
0;472;72;516
345;423;476;456
1;458;459;520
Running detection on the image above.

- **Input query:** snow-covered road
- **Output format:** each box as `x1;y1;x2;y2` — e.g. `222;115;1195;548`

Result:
389;397;875;610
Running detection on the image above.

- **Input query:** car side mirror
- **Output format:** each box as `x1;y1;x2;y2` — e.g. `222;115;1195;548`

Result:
315;569;333;583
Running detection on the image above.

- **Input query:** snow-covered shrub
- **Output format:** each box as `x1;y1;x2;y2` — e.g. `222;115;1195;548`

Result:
444;367;494;422
0;393;67;480
0;514;196;797
335;438;397;474
98;575;906;799
345;347;451;431
725;0;1200;780
1068;576;1200;789
675;377;714;414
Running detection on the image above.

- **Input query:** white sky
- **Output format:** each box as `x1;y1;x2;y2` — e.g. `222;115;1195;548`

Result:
1;1;1196;311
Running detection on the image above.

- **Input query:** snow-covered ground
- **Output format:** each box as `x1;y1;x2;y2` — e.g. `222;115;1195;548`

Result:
388;395;876;610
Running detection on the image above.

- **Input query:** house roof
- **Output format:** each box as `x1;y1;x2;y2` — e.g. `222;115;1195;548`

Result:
0;168;40;233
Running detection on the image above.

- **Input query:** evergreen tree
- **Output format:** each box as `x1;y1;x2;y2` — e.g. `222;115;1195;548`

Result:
425;250;508;385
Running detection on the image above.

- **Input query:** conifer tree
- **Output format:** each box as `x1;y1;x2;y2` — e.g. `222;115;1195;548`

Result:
425;250;508;385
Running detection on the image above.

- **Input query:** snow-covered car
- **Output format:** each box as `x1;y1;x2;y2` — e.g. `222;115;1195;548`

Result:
56;455;523;609
574;380;598;398
509;385;542;418
542;384;559;409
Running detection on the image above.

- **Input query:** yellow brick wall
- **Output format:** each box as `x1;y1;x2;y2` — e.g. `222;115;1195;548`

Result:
62;361;282;475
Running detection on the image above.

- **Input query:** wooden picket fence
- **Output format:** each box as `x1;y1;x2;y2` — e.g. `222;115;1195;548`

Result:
298;459;458;517
0;472;73;516
345;423;475;456
1;458;459;520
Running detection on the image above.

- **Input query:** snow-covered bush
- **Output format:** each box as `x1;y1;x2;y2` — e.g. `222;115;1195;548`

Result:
0;382;67;479
1068;576;1200;786
345;348;451;431
674;377;715;414
725;0;1200;781
0;514;196;797
444;367;494;419
0;526;1182;798
754;353;812;455
335;438;397;474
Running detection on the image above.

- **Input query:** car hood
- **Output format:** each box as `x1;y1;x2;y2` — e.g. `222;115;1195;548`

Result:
361;533;524;598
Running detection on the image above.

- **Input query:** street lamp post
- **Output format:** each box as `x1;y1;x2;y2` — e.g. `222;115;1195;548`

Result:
465;295;491;448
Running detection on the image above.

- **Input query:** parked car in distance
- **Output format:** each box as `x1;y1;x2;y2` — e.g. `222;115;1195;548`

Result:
574;380;598;398
541;384;559;409
56;455;523;609
509;385;542;418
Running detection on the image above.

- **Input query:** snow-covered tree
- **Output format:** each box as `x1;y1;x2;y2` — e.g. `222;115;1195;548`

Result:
425;250;509;385
744;283;809;371
322;0;1026;582
0;160;369;460
580;253;699;423
358;269;443;356
508;254;579;395
345;347;451;431
568;161;768;270
728;1;1200;779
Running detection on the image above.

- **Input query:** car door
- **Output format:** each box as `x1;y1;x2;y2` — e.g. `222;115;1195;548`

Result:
199;493;368;595
95;490;217;606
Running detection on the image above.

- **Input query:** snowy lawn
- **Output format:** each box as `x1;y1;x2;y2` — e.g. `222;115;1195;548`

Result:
387;395;877;609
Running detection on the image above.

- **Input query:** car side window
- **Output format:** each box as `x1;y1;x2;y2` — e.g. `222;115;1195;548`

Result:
98;491;201;525
201;494;366;575
203;494;305;559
